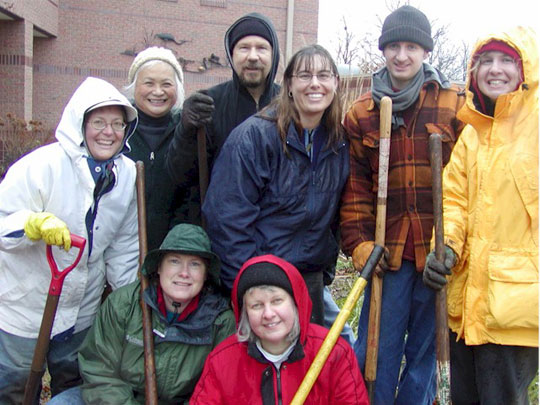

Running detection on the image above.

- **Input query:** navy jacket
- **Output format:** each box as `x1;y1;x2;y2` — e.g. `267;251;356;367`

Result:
202;114;349;290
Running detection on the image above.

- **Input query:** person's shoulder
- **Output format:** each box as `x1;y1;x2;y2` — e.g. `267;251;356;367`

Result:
105;280;141;303
346;92;375;114
228;114;276;143
440;82;466;95
305;324;357;361
206;80;234;100
115;155;137;177
8;142;65;175
206;334;244;359
214;304;235;322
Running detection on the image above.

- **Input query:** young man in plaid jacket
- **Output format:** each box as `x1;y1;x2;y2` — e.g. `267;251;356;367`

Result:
340;6;465;404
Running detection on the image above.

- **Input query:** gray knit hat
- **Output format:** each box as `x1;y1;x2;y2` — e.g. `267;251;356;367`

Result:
128;46;184;84
378;5;433;51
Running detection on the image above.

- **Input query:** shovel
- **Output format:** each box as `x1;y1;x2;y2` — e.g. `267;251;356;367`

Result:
22;234;86;405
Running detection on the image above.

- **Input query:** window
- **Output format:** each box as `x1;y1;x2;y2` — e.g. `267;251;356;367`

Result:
200;0;227;7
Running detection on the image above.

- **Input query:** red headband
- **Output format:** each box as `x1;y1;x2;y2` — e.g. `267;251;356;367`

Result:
477;40;521;61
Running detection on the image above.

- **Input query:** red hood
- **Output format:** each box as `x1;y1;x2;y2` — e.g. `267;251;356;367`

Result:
231;254;313;344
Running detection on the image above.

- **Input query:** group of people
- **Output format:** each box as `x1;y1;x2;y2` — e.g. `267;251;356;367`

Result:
0;5;537;405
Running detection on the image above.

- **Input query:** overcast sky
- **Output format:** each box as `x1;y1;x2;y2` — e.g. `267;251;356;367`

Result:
318;0;539;57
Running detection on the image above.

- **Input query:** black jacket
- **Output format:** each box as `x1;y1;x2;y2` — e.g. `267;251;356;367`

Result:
166;12;281;198
126;108;196;250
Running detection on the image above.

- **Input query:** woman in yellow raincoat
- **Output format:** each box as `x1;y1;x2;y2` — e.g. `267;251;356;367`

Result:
423;26;538;404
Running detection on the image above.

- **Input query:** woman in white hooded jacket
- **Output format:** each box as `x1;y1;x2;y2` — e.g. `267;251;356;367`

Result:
0;77;139;404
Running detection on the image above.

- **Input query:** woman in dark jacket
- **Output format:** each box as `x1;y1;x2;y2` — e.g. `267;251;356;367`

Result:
48;224;235;404
124;47;196;250
202;45;349;324
191;254;368;404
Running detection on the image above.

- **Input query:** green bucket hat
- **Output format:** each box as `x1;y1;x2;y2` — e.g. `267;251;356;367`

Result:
142;224;221;288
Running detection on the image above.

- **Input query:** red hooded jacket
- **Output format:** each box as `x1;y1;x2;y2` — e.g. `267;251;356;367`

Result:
190;254;369;404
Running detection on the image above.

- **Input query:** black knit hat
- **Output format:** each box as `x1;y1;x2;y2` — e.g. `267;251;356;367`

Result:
228;18;273;53
236;261;293;309
378;5;433;51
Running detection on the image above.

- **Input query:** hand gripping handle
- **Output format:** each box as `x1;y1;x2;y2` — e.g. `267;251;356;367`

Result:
46;234;86;296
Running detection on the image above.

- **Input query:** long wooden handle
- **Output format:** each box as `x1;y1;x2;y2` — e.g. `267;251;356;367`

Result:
23;235;87;405
365;96;392;401
429;134;452;404
22;294;60;405
291;246;385;405
136;161;159;405
197;127;209;207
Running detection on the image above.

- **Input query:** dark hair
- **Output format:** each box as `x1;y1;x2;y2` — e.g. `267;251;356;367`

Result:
261;44;344;153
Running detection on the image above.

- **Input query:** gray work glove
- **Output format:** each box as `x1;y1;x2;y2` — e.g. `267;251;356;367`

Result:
423;245;457;290
181;90;215;134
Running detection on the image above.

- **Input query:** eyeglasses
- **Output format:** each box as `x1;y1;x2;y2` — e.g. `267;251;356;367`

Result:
292;71;335;82
88;118;127;132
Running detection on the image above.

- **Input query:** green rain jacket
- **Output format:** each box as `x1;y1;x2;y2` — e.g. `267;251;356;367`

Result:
79;224;235;404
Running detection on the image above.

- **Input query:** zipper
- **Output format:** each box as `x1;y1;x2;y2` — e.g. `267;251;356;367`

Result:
275;366;282;405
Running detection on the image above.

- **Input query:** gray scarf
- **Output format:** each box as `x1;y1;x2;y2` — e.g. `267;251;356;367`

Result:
372;62;450;129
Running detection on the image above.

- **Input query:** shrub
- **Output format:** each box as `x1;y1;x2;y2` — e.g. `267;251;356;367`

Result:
0;113;53;179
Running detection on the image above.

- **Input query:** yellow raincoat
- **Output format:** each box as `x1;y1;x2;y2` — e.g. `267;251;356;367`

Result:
442;26;538;347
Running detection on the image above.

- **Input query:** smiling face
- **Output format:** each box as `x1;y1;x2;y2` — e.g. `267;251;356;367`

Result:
158;253;207;312
383;41;428;90
475;51;522;102
134;61;178;118
289;54;338;129
232;35;272;94
244;286;296;355
84;106;126;160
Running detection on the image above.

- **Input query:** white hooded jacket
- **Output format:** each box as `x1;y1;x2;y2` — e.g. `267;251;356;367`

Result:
0;77;139;338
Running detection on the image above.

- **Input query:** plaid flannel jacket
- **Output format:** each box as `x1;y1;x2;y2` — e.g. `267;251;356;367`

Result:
340;81;465;271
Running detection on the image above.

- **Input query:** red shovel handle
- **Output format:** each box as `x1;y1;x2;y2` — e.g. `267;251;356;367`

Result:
46;234;86;296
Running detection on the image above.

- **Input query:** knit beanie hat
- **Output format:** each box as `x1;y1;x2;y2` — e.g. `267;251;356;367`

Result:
379;5;433;51
228;17;273;53
236;261;293;310
128;46;184;85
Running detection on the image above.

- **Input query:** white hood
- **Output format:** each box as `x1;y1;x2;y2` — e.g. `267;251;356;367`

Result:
55;77;138;159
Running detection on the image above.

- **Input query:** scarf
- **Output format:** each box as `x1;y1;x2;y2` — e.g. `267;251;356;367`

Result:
372;62;450;129
85;158;116;256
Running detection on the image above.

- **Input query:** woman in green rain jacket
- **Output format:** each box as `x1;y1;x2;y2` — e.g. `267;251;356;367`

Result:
49;224;235;404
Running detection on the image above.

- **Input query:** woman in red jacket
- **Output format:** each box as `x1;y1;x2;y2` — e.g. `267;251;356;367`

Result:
190;254;369;404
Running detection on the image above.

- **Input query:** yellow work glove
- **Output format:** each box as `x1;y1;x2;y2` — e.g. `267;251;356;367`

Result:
24;212;71;251
352;241;389;277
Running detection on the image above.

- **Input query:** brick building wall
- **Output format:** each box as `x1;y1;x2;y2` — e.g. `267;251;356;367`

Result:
1;0;319;128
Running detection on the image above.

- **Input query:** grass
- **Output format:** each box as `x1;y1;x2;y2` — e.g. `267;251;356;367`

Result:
330;254;539;403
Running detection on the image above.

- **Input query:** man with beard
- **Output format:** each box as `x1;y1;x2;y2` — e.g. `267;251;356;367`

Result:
166;12;280;219
167;12;356;345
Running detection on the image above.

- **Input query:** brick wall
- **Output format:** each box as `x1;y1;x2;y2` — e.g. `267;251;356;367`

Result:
1;0;318;128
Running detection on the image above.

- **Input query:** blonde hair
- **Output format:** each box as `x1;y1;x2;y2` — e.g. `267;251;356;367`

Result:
237;285;300;344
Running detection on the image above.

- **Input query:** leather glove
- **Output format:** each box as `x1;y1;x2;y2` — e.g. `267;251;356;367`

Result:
24;212;71;251
352;241;390;278
423;245;457;290
181;90;215;133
